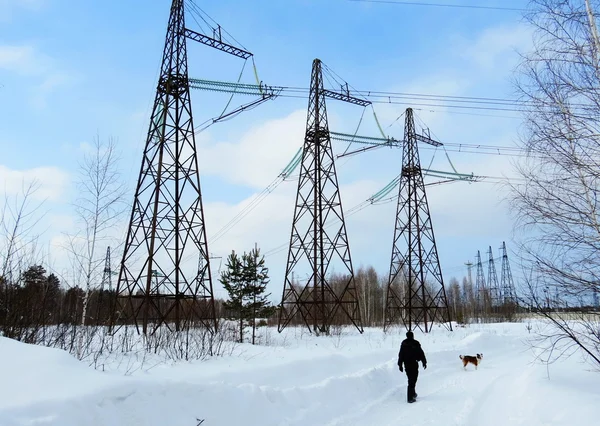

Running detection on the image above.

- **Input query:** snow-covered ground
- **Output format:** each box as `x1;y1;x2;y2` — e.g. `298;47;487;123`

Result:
1;322;598;425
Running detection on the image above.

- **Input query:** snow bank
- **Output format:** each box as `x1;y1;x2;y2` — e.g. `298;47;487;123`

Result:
0;336;124;412
1;322;598;425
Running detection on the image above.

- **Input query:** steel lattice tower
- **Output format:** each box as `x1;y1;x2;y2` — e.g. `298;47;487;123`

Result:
278;59;366;335
113;0;217;334
500;241;517;305
97;246;113;325
487;245;501;307
101;247;113;293
475;250;486;313
383;108;452;333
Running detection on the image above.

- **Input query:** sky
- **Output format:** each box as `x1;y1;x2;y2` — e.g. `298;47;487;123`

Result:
0;0;533;301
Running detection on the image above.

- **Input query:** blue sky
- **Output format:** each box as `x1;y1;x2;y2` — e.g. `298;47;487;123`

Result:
0;0;532;300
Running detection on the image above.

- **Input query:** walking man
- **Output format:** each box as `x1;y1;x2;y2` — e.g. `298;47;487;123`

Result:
397;330;427;403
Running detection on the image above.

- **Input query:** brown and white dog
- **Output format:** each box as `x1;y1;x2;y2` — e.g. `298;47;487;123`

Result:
459;353;483;370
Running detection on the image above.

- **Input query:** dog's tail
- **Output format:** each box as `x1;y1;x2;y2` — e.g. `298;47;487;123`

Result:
459;355;464;360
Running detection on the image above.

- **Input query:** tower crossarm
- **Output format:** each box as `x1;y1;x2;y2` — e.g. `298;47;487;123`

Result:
322;89;371;107
184;28;252;59
414;133;443;147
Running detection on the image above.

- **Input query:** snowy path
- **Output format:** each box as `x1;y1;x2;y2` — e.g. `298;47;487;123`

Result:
1;324;598;425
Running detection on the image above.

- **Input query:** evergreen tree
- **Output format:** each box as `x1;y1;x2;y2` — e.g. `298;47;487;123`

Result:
243;247;274;344
22;265;47;289
220;251;247;343
220;247;274;344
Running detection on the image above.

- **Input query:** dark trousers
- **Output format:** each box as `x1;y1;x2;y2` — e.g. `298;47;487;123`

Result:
405;365;419;402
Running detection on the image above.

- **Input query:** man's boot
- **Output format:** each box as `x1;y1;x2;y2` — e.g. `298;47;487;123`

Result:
407;386;415;403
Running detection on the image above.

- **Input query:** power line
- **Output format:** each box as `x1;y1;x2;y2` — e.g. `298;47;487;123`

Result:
347;0;527;12
190;78;542;114
275;94;527;112
189;79;523;106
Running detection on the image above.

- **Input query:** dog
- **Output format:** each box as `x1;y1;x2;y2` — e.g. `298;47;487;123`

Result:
459;353;483;370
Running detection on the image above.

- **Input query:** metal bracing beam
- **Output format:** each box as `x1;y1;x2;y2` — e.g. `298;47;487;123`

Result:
322;89;371;107
184;28;252;59
414;133;443;147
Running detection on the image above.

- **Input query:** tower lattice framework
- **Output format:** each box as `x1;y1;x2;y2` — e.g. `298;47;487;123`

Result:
278;59;365;334
475;250;486;314
384;108;452;333
97;246;113;326
487;245;501;307
113;0;216;334
500;241;517;305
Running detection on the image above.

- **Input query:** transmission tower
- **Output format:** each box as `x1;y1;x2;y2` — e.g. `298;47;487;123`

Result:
96;246;113;326
101;247;114;293
500;241;517;305
461;261;473;312
465;261;473;286
113;1;252;334
278;58;369;335
475;250;486;314
487;246;501;307
383;108;452;333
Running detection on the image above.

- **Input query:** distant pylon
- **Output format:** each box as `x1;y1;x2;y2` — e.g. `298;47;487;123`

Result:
487;246;501;307
383;108;452;333
465;261;474;287
278;58;364;335
113;0;216;334
475;250;486;314
101;247;113;292
97;246;113;325
500;241;517;305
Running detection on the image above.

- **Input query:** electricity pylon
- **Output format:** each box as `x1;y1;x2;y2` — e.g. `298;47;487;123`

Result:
383;108;452;333
500;241;517;305
96;246;114;325
475;250;486;315
487;245;501;307
113;0;252;334
278;59;368;335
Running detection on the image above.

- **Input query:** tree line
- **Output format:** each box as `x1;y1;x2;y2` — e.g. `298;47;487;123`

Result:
0;258;525;343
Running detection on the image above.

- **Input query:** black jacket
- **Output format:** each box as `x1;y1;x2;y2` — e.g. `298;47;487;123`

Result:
397;337;427;369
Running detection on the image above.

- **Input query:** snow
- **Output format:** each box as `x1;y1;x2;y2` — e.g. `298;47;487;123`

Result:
1;323;598;426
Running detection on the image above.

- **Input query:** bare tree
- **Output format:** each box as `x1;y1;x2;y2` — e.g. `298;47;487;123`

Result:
355;266;383;327
63;136;127;357
1;181;45;281
446;277;463;324
0;181;47;339
513;0;600;368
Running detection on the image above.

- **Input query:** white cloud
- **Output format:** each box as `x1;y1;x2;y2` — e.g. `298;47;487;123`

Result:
31;72;71;109
0;165;70;201
198;110;307;189
0;0;45;20
202;175;393;298
0;45;49;75
0;43;73;108
461;23;533;72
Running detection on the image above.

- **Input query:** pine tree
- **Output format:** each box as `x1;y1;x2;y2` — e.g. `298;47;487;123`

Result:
220;247;274;344
220;251;246;343
243;247;274;345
